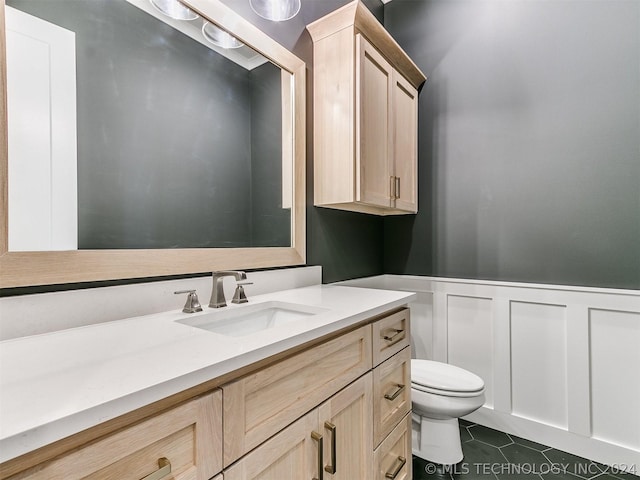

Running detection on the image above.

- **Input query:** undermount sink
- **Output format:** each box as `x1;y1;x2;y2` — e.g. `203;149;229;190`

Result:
176;301;328;337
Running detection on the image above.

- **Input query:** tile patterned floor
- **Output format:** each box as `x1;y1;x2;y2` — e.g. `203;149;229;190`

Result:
413;420;639;480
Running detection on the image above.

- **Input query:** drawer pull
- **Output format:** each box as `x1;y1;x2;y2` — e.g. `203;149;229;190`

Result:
382;328;404;344
312;431;324;480
324;421;337;474
385;456;407;479
140;458;171;480
384;384;406;401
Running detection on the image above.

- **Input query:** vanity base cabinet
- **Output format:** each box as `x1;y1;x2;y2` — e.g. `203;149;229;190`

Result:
7;391;223;480
374;413;412;480
2;308;412;480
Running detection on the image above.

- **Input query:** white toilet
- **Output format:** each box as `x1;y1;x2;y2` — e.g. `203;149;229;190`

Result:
411;359;485;465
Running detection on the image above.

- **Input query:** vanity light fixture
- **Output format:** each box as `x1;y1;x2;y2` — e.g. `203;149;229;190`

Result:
202;22;244;49
149;0;199;21
249;0;301;21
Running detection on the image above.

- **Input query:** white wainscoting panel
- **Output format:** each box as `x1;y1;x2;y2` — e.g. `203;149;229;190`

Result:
411;291;434;360
447;295;494;408
510;301;568;429
337;275;640;471
589;309;640;450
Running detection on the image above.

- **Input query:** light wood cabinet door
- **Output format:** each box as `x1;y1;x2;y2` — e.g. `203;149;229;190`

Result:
356;33;393;209
224;409;322;480
318;373;374;480
391;71;418;213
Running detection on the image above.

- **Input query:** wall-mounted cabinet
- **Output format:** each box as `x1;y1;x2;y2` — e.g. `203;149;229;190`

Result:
307;1;426;216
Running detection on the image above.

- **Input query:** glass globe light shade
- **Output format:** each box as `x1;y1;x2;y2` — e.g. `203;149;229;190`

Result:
149;0;199;21
202;22;244;49
249;0;301;22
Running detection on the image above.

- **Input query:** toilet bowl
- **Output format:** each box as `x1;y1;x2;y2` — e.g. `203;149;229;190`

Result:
411;359;485;465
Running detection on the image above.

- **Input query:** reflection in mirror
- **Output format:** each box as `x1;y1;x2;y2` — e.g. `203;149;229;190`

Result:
6;0;293;251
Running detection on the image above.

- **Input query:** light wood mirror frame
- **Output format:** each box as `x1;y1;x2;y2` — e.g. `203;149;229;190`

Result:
0;0;306;288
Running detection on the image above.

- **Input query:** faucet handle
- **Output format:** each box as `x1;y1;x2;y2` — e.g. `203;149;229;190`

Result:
232;282;253;304
174;290;203;313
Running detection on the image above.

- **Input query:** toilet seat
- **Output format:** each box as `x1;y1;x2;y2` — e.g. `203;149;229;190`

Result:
412;359;484;398
411;381;483;398
410;359;486;464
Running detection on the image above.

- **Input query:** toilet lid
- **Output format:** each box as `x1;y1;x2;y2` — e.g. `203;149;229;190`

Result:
411;359;484;393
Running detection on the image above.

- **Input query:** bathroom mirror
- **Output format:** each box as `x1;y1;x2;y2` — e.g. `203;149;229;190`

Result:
0;0;306;288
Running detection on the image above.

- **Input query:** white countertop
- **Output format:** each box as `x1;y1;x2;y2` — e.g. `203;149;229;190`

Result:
0;285;414;463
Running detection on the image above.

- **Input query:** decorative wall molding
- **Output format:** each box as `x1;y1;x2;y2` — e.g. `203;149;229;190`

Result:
338;275;640;471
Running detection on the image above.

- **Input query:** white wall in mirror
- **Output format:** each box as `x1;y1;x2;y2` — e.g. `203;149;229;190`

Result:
6;7;77;251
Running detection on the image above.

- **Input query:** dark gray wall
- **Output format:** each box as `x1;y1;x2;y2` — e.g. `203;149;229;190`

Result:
2;0;386;294
220;0;386;283
8;0;292;249
250;62;290;247
74;1;251;248
384;0;640;289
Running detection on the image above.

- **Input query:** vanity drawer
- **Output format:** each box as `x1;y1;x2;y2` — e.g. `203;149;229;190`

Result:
10;391;222;480
374;413;412;480
373;346;411;447
223;325;372;466
372;308;410;366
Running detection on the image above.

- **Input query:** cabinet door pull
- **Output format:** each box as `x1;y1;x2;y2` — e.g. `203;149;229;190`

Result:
395;176;400;199
139;458;171;480
312;431;324;480
382;328;404;344
390;176;396;199
324;421;337;474
384;384;406;401
385;456;407;479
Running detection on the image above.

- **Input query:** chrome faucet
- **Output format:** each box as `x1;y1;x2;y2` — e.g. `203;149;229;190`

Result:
209;271;249;308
